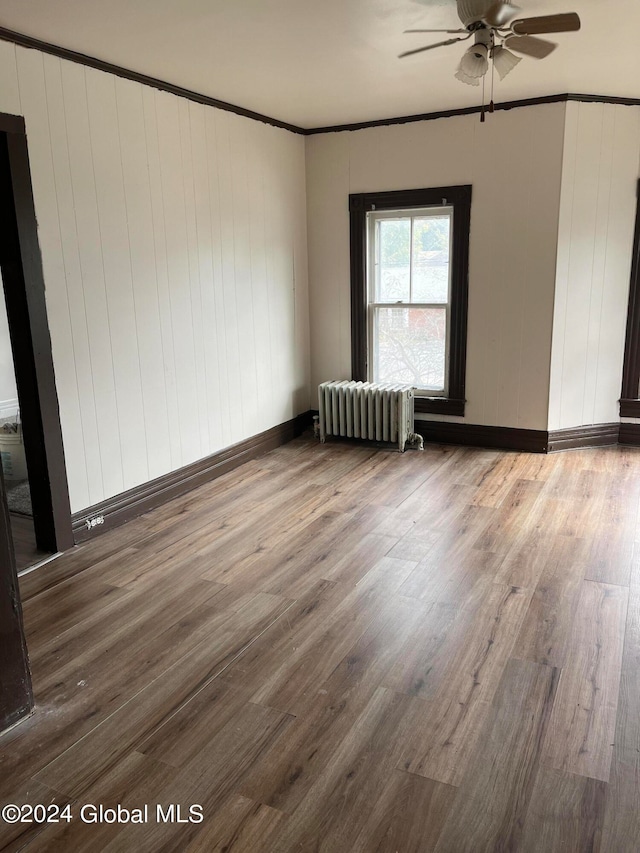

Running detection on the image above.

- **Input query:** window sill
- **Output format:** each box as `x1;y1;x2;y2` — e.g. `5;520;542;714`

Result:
415;397;465;417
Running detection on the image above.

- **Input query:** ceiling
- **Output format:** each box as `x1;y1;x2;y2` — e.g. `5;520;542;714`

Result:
0;0;638;129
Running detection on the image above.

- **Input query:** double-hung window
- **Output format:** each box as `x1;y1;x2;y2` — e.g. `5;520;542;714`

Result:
350;186;471;416
369;208;452;395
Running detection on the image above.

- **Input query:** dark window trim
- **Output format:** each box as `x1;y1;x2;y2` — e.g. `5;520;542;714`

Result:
349;185;471;417
620;179;640;418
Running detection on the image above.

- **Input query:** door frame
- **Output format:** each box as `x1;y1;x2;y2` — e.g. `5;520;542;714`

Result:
0;112;73;555
0;110;74;730
0;461;32;730
620;179;640;417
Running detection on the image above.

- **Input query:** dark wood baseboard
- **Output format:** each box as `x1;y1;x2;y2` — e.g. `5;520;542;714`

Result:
70;413;640;544
316;412;634;455
414;397;466;417
416;420;623;454
414;420;549;453
620;399;640;418
547;423;620;452
619;423;640;446
72;412;312;543
313;410;546;452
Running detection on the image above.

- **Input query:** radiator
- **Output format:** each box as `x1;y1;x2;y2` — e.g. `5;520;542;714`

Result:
318;381;423;452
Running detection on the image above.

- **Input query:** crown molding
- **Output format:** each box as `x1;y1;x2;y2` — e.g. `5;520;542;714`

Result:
2;27;639;137
0;26;306;135
306;93;640;135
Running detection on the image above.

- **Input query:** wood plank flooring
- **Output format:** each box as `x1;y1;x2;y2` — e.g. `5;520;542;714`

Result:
2;435;640;851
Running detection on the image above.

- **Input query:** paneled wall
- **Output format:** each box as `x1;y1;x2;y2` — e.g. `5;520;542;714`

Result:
548;101;640;431
305;104;566;431
0;41;309;513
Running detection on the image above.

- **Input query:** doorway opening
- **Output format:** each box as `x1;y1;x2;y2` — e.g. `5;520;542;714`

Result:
0;113;73;730
0;117;73;567
0;269;48;571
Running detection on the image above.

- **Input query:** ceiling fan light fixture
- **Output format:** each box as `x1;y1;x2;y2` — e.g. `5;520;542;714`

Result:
454;68;481;86
459;42;489;78
492;45;521;79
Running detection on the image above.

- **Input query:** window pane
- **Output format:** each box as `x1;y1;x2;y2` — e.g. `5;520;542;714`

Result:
374;306;446;390
412;216;450;303
377;218;410;302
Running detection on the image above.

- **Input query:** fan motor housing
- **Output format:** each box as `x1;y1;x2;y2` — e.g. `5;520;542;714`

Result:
457;0;502;28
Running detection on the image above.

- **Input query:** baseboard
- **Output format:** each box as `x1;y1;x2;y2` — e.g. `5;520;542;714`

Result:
547;423;620;452
69;412;640;543
414;420;548;453
620;399;640;418
72;411;312;543
316;411;629;455
619;423;640;446
311;409;544;453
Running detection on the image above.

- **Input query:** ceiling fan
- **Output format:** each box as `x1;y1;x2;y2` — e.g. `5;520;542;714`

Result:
400;0;580;103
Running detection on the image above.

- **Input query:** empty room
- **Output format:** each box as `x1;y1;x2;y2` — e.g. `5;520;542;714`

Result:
1;0;640;850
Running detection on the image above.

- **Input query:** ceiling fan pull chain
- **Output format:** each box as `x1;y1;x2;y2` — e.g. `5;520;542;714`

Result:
481;74;486;122
489;47;496;113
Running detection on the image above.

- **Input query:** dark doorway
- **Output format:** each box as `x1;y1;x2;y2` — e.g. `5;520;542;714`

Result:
0;276;49;572
620;179;640;418
0;112;73;731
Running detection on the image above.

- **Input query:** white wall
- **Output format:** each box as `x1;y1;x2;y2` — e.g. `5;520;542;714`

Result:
0;270;19;419
2;37;637;517
306;104;566;431
0;41;309;513
548;101;640;431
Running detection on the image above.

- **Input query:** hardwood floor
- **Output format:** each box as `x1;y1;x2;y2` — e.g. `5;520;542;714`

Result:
1;435;639;851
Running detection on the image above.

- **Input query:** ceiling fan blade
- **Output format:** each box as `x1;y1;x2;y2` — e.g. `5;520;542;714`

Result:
404;29;468;34
511;13;581;35
505;35;557;58
483;2;520;28
399;37;468;58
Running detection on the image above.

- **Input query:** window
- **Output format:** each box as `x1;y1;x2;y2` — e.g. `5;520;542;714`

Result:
369;208;452;394
350;186;471;416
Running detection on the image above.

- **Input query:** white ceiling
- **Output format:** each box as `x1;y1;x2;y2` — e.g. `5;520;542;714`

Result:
0;0;638;129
